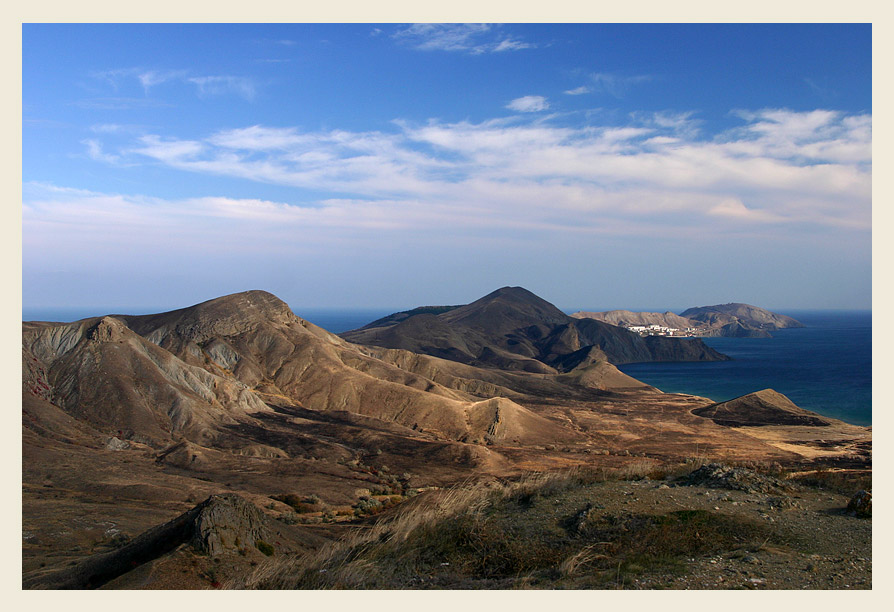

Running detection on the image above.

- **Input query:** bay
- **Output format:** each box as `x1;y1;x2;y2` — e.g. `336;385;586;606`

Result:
618;311;871;426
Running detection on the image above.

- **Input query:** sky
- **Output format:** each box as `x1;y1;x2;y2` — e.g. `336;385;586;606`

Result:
22;23;872;313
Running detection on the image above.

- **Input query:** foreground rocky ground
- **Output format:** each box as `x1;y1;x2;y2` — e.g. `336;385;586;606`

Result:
24;462;870;590
240;464;872;590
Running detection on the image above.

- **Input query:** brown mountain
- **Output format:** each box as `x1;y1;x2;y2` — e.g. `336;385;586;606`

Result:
691;389;833;427
24;290;588;449
571;310;694;330
341;286;729;371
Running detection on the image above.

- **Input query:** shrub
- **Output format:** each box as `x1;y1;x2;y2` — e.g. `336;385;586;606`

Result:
255;539;275;556
272;493;323;513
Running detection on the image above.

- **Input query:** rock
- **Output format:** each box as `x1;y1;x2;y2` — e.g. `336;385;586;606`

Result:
104;436;131;451
684;463;789;494
22;493;279;589
191;493;273;556
847;490;871;518
767;496;799;511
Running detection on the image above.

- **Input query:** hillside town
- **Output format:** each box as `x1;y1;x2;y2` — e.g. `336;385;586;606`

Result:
626;324;700;337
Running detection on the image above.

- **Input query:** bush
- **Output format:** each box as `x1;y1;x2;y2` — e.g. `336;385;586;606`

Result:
255;539;275;556
272;493;323;513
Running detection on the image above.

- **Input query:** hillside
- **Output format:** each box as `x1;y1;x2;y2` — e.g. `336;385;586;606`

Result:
680;303;804;337
572;302;805;338
571;310;694;330
692;389;834;427
342;286;729;371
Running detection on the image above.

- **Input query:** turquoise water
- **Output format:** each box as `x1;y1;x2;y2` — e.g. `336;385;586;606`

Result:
22;307;871;426
618;311;871;426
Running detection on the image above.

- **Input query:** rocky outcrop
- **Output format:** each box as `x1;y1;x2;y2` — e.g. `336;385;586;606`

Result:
683;463;791;494
847;490;871;517
23;494;280;589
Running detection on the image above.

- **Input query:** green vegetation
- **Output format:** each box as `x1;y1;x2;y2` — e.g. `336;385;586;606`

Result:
255;540;275;557
271;493;323;514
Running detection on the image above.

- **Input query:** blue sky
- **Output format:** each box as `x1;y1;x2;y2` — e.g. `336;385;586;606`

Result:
22;23;872;312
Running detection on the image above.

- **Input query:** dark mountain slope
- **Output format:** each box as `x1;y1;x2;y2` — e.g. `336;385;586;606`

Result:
342;287;728;372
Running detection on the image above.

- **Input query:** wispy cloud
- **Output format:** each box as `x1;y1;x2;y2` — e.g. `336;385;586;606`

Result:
493;39;534;52
76;108;871;238
137;69;189;93
804;77;838;101
588;72;653;98
81;139;120;164
564;86;591;95
89;68;257;101
506;95;549;112
392;24;534;54
187;76;256;101
73;97;174;110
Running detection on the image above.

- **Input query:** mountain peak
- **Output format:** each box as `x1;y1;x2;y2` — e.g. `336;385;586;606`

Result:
121;290;296;344
443;286;569;329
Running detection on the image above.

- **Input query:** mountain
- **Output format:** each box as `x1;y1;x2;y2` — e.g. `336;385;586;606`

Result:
572;302;804;338
24;290;586;449
571;310;694;330
341;286;729;371
679;303;804;337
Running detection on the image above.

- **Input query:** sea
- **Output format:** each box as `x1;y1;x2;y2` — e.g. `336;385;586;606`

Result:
21;307;871;427
617;311;872;427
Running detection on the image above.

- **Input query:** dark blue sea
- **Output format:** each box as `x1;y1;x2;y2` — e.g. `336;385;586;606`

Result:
22;307;871;426
618;311;871;426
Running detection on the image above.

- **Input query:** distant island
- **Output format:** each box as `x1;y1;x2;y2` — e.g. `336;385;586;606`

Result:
571;302;805;338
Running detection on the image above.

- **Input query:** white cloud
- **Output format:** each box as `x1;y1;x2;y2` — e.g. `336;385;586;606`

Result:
392;24;534;54
138;69;189;93
90;124;124;133
494;39;534;52
564;86;591;95
82;108;870;238
90;67;257;101
506;96;549;112
707;198;783;223
82;139;120;164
